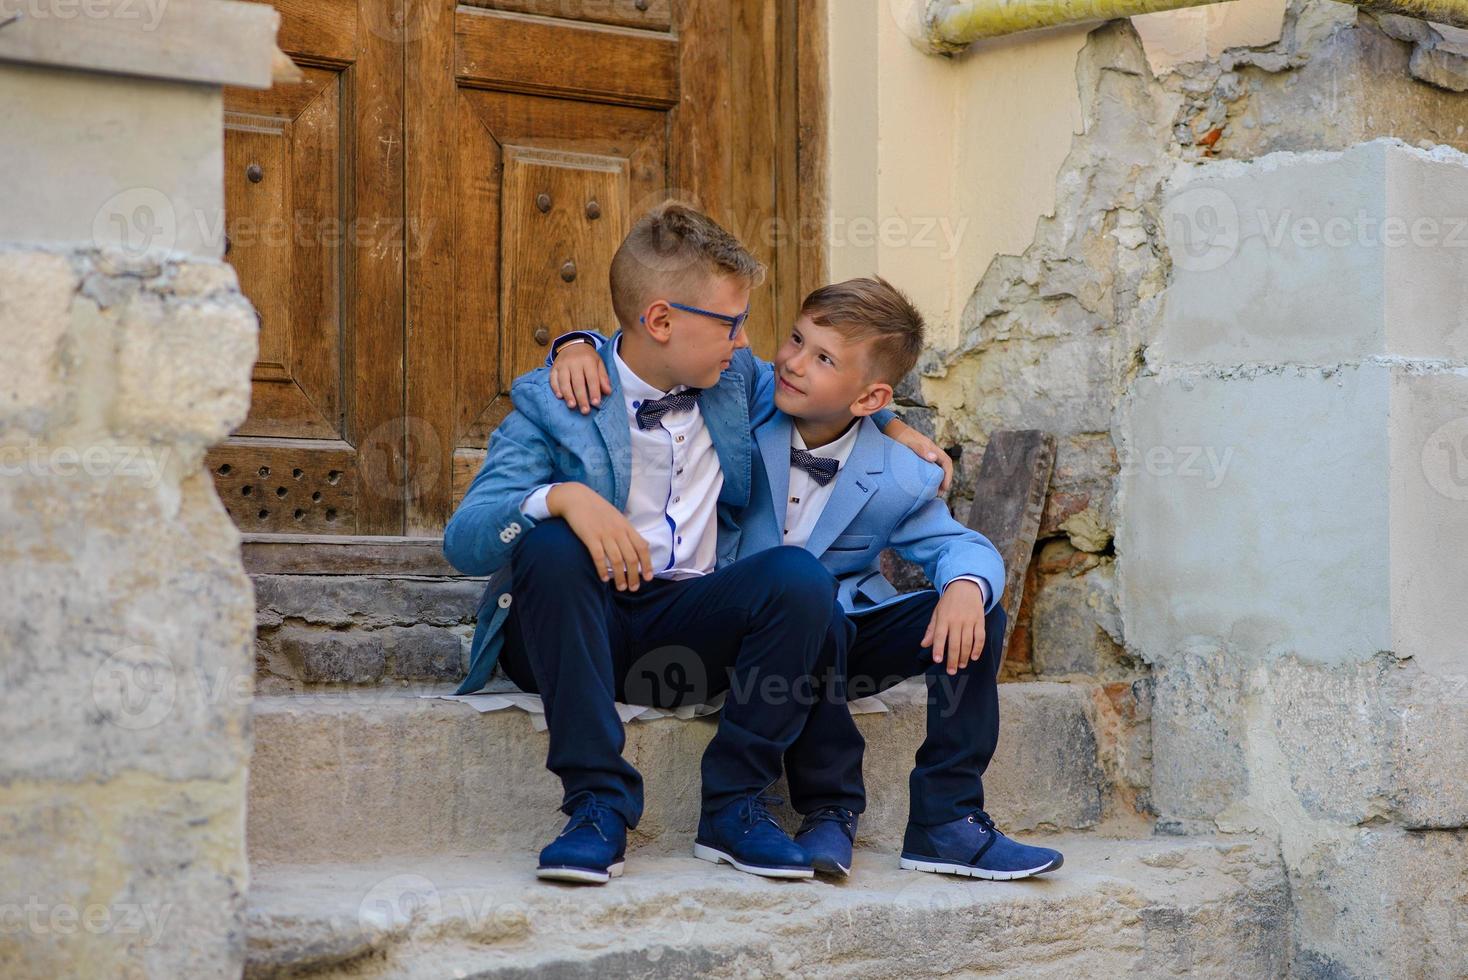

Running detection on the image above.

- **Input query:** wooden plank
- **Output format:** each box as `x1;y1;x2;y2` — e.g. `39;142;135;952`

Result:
463;0;672;32
670;0;732;238
265;0;359;65
795;0;830;300
242;534;467;576
454;7;679;109
0;0;280;89
966;430;1057;662
452;448;488;510
772;0;803;349
348;0;409;534
404;0;458;537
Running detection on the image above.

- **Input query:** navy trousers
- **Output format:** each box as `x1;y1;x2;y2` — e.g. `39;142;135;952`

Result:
782;590;1006;827
497;518;844;829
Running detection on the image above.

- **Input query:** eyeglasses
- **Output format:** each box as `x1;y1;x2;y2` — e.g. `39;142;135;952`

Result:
668;301;750;340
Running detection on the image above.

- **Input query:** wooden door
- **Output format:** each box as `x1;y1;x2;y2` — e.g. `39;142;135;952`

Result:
207;0;407;536
214;0;818;539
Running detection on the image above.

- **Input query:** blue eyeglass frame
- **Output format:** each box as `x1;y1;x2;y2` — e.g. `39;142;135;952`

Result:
666;301;750;340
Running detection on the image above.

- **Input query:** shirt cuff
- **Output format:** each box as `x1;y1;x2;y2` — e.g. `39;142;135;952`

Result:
944;574;989;607
520;483;559;521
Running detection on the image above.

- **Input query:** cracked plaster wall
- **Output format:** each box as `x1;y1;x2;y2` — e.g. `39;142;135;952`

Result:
831;1;1468;974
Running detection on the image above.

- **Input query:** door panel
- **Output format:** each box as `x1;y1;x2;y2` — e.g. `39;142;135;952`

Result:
218;0;807;539
208;0;406;535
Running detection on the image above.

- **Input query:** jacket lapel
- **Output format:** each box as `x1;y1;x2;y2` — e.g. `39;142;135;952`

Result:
699;369;751;508
589;334;632;510
803;416;885;558
755;411;793;525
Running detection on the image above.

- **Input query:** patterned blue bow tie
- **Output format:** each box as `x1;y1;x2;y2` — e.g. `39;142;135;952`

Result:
634;389;701;430
790;447;840;487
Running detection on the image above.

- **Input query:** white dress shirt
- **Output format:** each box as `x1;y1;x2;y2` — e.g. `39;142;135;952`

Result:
784;419;989;605
521;336;721;579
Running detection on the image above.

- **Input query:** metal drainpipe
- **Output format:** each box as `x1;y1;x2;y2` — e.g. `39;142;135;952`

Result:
926;0;1235;48
925;0;1468;47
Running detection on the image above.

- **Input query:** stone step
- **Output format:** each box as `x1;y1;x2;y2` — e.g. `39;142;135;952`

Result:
247;683;1132;865
244;834;1289;979
252;574;480;694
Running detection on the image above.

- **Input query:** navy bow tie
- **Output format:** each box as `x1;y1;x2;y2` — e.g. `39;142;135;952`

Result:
790;447;840;487
634;389;701;430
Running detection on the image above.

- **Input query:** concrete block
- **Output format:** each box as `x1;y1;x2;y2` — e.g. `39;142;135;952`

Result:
1158;139;1468;365
260;624;468;687
243;836;1290;979
1290;827;1468;979
252;575;485;630
1119;365;1392;667
247;683;1109;864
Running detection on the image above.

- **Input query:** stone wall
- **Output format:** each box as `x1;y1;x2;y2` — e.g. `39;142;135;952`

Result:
0;247;258;978
912;3;1468;974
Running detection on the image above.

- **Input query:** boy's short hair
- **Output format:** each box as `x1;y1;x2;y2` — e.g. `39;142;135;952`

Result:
800;276;925;385
610;201;766;329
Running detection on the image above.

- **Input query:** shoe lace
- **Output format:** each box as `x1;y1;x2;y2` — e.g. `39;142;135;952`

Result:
798;805;855;836
737;793;786;832
965;809;998;833
561;792;614;842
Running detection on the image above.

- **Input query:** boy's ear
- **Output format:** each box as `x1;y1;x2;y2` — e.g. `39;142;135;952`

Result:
640;300;674;343
849;382;894;418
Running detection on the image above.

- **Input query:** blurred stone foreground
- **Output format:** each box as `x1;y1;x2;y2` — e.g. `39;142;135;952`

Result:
2;1;1466;977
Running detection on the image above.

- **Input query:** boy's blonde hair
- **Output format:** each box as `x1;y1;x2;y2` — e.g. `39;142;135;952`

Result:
610;201;766;329
800;276;925;384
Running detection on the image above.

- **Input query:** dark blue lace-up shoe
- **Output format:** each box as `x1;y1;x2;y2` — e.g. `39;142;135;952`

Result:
900;810;1063;880
694;793;814;879
536;793;627;885
794;806;858;877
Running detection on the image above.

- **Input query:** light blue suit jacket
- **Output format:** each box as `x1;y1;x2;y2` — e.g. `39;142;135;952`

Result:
443;334;773;694
738;411;1005;616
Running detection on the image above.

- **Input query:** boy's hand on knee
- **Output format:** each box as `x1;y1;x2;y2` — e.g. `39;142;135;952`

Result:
549;340;611;413
546;483;654;591
921;580;987;675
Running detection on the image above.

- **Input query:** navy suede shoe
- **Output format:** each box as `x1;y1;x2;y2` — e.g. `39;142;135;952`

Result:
694;794;813;879
900;810;1063;880
536;793;627;884
794;806;858;877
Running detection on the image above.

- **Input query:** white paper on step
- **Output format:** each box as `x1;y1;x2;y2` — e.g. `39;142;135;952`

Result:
416;677;922;732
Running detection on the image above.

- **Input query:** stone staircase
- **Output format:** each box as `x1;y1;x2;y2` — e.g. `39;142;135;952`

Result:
244;570;1290;978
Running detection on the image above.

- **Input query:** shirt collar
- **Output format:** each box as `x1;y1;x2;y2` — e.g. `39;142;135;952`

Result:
613;334;689;413
790;415;863;468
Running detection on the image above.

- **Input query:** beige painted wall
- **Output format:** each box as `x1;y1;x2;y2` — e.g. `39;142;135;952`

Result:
824;0;1290;350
